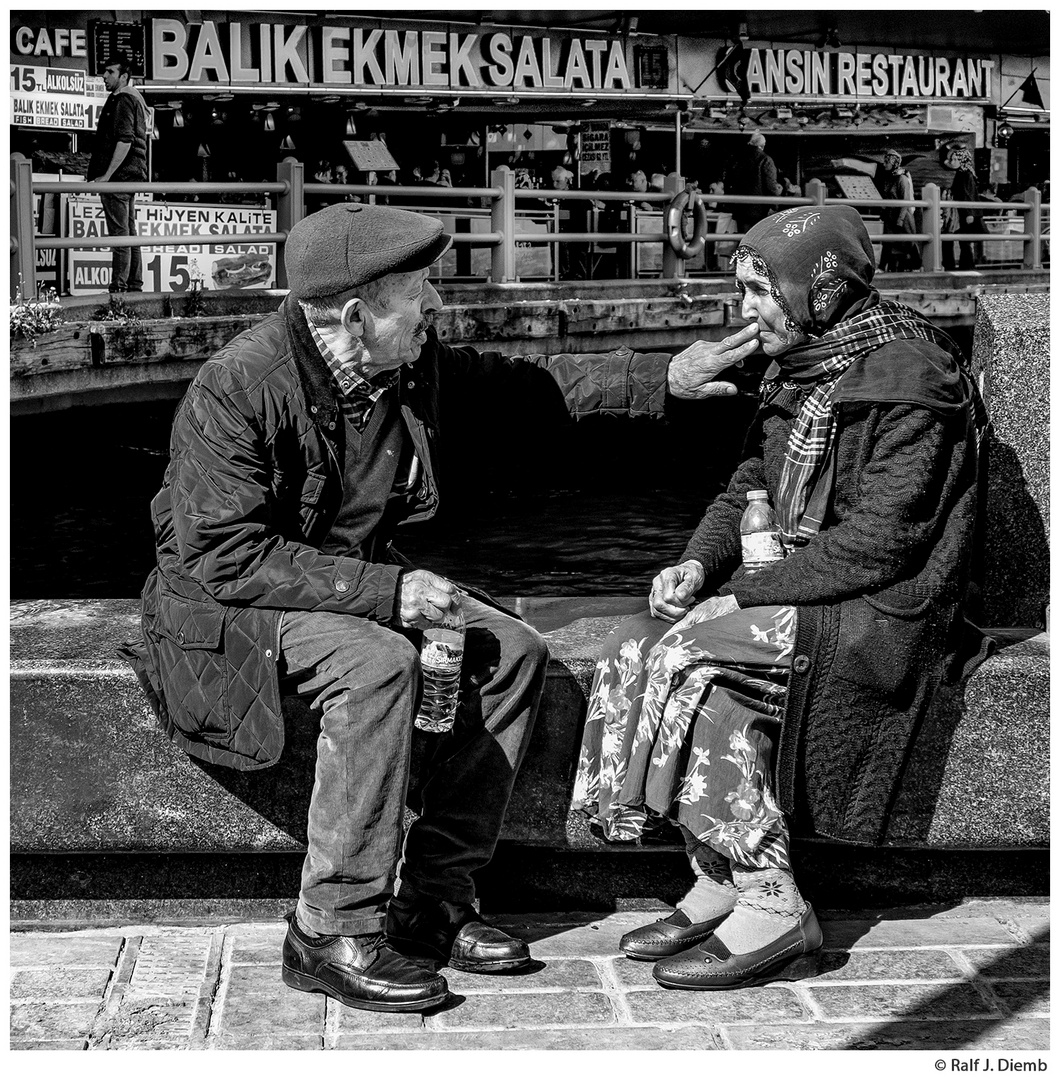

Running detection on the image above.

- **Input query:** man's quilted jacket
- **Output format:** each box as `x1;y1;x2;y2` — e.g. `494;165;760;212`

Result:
121;298;673;770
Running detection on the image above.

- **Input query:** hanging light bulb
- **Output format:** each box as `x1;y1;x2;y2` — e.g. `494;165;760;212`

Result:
346;115;357;136
173;107;184;129
264;111;275;132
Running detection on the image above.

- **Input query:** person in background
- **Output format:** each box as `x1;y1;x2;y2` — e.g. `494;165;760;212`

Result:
572;204;990;993
943;146;982;271
877;149;919;272
628;169;652;211
87;51;149;294
723;133;782;235
550;164;586;280
778;175;801;197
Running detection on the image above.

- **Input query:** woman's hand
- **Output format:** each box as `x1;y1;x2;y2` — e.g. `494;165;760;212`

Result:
649;559;705;621
671;593;740;634
667;324;761;399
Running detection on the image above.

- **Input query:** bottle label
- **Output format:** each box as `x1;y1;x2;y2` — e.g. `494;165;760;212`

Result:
421;628;464;674
742;531;785;564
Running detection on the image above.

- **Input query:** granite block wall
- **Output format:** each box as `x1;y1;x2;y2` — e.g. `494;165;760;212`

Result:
971;293;1050;628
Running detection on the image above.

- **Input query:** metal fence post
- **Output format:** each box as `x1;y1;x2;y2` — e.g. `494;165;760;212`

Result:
11;152;36;302
922;182;942;272
490;166;515;283
1021;186;1042;270
804;177;827;205
275;157;304;291
661;172;685;280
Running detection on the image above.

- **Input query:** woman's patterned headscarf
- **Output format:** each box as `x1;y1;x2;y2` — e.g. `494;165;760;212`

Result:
730;204;876;338
948;146;975;172
729;205;985;547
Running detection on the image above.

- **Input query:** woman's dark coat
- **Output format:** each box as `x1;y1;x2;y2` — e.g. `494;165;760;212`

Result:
680;337;991;845
122;299;672;772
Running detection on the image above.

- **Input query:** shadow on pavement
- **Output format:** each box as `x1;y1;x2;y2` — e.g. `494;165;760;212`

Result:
836;924;1050;1051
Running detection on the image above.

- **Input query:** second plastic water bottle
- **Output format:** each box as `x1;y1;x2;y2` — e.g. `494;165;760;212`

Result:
414;601;466;733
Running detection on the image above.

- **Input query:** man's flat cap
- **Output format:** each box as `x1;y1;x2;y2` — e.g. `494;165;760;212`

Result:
284;203;453;300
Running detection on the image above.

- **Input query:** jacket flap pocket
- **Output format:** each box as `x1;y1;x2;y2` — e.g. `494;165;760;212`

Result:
158;594;224;649
300;471;327;506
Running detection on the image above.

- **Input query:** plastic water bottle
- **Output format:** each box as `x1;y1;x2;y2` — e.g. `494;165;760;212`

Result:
414;601;466;733
740;490;785;573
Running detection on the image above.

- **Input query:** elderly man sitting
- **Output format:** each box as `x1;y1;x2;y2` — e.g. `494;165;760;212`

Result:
122;203;759;1013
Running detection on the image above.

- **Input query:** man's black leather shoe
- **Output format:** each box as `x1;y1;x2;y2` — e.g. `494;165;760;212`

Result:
387;895;532;973
651;905;824;990
619;907;733;961
281;912;448;1012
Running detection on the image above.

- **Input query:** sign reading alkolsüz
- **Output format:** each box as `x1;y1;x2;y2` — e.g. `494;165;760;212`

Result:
736;47;995;100
10;63;107;129
149;18;640;91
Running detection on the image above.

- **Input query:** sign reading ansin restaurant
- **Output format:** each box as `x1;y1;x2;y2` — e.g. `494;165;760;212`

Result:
736;47;995;99
148;18;643;91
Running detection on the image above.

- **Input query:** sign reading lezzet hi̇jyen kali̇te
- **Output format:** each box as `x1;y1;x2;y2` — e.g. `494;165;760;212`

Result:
65;198;278;296
10;63;108;130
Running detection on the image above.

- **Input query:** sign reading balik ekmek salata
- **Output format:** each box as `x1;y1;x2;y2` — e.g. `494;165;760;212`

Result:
66;197;277;295
10;62;107;130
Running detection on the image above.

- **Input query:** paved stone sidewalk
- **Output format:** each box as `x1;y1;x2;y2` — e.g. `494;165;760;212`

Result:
10;901;1049;1051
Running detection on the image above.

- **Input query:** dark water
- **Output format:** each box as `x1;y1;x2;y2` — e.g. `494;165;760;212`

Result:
10;389;760;600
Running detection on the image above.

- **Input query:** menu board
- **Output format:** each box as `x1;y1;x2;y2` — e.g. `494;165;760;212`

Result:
88;20;146;76
343;140;401;172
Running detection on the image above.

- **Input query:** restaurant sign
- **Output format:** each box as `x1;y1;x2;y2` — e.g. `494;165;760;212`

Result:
718;45;995;101
148;17;643;92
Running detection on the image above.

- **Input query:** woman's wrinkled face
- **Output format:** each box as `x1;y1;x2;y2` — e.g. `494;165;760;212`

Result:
735;261;807;356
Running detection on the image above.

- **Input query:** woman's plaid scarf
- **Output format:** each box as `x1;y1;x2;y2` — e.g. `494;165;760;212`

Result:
771;300;970;547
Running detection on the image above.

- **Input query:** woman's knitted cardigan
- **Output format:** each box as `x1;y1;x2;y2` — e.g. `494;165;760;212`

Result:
680;336;990;844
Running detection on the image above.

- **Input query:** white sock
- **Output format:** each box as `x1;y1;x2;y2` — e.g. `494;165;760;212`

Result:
675;831;737;924
712;867;806;954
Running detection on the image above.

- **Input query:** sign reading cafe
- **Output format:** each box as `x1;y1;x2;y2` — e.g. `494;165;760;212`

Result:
149;18;636;91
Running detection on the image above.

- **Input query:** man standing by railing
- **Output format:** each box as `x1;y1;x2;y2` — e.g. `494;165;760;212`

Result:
87;51;149;294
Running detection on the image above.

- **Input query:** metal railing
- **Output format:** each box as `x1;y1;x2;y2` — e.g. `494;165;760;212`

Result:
9;153;1049;300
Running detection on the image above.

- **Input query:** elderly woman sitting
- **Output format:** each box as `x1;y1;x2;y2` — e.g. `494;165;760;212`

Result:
572;205;991;990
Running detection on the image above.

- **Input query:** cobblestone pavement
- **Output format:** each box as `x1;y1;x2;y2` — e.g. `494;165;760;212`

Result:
10;902;1049;1051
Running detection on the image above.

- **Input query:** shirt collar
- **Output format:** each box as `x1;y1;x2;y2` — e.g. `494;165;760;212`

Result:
307;321;398;403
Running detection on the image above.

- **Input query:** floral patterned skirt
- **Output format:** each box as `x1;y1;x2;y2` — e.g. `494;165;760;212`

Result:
571;605;797;870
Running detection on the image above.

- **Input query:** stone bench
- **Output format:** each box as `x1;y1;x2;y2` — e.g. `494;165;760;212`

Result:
9;294;1049;912
10;599;1048;867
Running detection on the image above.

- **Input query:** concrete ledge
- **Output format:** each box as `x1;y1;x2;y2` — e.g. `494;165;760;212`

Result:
10;600;1048;862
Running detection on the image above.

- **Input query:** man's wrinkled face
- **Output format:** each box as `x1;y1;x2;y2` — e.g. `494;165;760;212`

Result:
734;261;806;357
357;269;443;370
